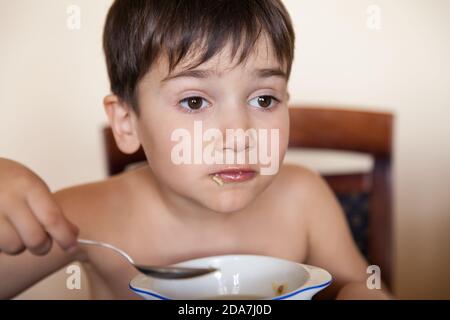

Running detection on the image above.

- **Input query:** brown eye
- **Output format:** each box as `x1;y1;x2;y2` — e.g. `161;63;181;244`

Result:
179;96;208;112
257;96;272;108
249;95;279;109
187;97;203;110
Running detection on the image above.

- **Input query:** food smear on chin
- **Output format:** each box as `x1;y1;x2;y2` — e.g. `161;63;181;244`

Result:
211;174;224;186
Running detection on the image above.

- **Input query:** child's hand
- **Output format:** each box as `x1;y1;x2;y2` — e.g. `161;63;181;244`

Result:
0;158;79;256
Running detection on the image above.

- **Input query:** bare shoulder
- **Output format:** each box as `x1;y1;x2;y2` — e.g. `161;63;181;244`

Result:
52;169;139;240
269;163;345;232
274;163;335;204
259;163;339;229
282;165;370;289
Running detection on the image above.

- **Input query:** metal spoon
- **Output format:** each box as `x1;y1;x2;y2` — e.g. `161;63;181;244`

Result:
77;239;218;279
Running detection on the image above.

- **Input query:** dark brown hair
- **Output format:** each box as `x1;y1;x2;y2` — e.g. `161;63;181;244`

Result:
103;0;295;112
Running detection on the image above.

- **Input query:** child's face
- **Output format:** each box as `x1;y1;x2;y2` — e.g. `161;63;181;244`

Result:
132;36;290;213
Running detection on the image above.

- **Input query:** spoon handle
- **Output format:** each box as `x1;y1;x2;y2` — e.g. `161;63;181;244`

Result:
77;238;135;265
76;238;218;279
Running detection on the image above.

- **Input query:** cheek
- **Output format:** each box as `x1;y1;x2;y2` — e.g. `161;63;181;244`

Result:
137;120;203;184
136;115;179;171
278;125;289;159
263;109;290;160
140;126;171;159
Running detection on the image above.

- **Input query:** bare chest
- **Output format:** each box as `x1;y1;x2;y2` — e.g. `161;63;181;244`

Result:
82;211;308;299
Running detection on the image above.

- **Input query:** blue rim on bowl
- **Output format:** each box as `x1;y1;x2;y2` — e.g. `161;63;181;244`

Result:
129;279;332;300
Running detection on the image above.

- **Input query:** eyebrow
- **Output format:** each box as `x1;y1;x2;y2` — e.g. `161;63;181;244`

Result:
255;68;288;80
160;67;287;83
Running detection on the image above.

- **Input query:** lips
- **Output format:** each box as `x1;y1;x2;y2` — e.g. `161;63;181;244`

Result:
210;168;257;183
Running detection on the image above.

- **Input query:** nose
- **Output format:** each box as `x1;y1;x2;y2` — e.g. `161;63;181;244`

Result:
216;103;255;153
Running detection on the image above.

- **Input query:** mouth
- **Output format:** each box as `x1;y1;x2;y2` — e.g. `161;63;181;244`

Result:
209;167;258;184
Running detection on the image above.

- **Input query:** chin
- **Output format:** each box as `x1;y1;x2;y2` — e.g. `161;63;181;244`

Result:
206;191;257;214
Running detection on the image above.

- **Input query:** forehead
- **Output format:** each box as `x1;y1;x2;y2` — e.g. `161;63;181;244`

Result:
144;34;286;84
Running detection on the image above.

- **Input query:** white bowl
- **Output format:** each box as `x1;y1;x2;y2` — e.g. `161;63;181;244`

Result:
129;254;332;300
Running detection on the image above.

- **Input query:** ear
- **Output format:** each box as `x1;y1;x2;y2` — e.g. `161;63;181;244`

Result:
103;95;141;154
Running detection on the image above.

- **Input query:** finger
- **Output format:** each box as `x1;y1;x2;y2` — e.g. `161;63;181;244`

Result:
0;216;25;255
26;186;79;250
6;201;53;256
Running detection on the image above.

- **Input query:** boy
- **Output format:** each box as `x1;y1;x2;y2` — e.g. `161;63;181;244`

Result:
0;0;390;299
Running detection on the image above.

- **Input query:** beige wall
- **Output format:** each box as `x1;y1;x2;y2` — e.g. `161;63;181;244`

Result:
1;0;449;299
